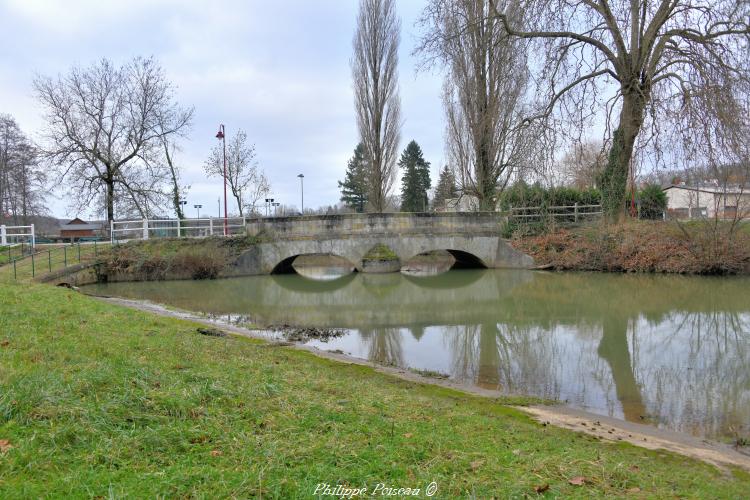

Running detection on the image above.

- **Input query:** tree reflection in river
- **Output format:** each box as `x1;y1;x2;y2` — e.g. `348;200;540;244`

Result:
82;270;750;440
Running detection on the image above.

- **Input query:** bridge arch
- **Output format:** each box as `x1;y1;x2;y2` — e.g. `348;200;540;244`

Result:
445;249;488;269
270;253;358;275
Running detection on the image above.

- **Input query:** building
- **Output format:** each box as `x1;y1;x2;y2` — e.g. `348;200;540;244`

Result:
60;218;102;241
662;184;750;220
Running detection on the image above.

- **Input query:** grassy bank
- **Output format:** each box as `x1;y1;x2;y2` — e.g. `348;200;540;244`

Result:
1;283;748;497
513;220;750;274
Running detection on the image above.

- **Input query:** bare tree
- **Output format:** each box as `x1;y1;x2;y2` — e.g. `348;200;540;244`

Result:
0;114;47;223
560;140;607;189
491;0;750;219
352;0;402;212
204;129;270;217
34;57;192;221
153;107;193;220
418;0;542;211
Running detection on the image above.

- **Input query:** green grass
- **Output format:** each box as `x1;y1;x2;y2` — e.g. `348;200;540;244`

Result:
1;283;749;498
363;243;399;261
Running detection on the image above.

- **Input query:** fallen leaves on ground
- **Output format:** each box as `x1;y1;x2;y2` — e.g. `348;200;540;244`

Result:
0;439;13;453
533;483;550;494
568;476;587;486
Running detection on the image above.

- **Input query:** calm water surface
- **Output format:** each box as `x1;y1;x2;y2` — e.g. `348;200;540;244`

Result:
83;270;750;441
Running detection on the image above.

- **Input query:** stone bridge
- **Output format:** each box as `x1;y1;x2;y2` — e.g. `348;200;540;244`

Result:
226;213;534;275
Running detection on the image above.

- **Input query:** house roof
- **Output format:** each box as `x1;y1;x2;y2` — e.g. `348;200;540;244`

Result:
60;218;101;231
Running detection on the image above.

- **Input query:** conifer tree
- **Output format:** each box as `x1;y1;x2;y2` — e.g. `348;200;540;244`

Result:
338;143;369;212
398;140;431;212
432;165;458;211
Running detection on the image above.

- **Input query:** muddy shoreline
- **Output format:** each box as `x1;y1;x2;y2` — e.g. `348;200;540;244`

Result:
93;294;750;472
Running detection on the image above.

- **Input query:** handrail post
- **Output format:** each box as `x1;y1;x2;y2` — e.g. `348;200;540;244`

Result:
177;218;181;238
110;220;115;244
209;217;213;236
48;250;52;272
64;246;67;267
31;253;35;277
78;243;81;262
30;224;35;248
142;218;149;240
1;225;6;246
574;202;579;223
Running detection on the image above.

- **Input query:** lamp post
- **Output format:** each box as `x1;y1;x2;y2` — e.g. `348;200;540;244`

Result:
194;204;202;219
264;198;270;217
215;124;228;235
178;199;187;217
297;173;304;214
272;202;280;217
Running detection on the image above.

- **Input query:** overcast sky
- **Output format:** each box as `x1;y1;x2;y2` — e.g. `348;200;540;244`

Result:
0;0;445;219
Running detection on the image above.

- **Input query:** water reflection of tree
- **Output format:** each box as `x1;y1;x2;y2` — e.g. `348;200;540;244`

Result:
597;316;646;422
444;323;562;396
633;310;750;437
359;328;404;367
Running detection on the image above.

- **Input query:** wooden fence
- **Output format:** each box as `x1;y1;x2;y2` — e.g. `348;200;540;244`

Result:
508;204;603;224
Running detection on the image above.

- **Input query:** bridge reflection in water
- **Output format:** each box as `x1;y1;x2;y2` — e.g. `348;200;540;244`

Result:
83;271;750;441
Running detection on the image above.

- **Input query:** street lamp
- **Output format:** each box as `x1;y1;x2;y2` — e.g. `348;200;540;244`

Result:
272;201;280;217
194;204;202;219
178;199;187;216
215;124;228;235
297;173;305;214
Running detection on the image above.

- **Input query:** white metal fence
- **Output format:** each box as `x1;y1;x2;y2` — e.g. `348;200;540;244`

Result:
0;224;35;247
110;217;248;243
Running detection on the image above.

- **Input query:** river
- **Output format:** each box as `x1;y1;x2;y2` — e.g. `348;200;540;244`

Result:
82;269;750;442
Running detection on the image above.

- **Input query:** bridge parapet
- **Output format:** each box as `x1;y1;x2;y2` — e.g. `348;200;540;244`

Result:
245;212;506;240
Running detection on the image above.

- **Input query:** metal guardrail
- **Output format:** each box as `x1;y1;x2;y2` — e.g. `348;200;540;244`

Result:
110;217;248;243
4;242;103;280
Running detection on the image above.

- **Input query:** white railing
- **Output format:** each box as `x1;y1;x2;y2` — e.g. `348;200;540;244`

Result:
110;217;248;243
0;224;35;247
509;204;603;223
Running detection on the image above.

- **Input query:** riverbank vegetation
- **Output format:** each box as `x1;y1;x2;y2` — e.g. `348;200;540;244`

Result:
100;235;263;281
1;282;748;497
514;220;750;275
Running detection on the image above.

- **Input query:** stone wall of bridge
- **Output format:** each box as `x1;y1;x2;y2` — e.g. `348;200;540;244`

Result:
244;212;506;240
226;213;533;275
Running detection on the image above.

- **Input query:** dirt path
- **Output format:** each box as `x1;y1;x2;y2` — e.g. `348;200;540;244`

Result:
96;295;750;473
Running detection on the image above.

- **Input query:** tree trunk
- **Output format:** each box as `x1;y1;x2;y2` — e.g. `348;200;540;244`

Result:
600;93;645;221
106;175;115;222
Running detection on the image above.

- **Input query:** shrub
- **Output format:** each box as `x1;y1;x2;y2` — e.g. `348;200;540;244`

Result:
170;248;227;280
638;184;667;220
498;182;601;210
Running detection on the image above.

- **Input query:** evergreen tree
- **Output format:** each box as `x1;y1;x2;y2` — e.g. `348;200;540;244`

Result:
398;140;431;212
338;143;369;212
432;165;458;211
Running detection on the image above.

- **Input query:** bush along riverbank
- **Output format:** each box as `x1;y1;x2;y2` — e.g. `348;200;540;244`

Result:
94;235;265;282
1;282;749;497
513;220;750;274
